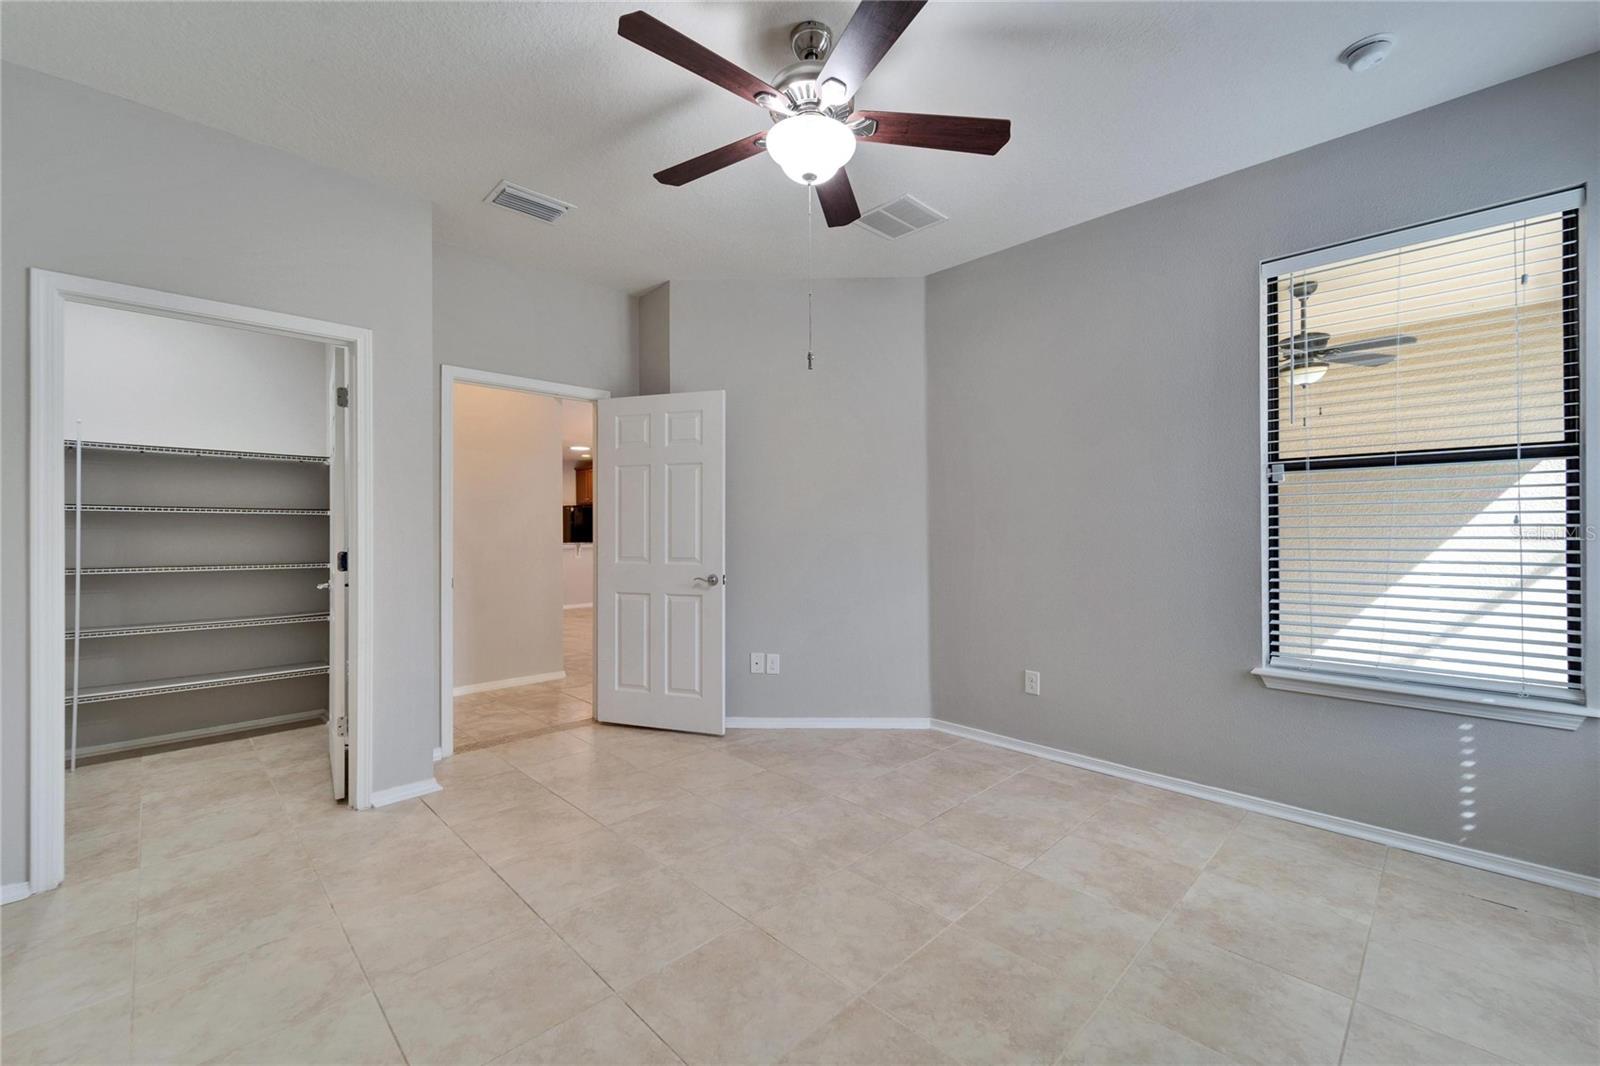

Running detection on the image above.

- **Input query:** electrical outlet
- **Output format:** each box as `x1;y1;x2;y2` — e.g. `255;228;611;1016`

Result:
766;653;780;674
1024;669;1041;695
750;652;766;674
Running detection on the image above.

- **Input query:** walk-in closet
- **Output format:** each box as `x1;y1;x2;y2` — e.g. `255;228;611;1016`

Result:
62;300;348;807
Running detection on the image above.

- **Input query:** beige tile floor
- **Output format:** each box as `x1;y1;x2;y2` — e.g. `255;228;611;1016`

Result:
454;608;594;752
4;720;1597;1065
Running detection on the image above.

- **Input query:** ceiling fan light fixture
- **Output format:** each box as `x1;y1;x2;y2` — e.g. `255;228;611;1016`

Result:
765;111;856;185
1289;357;1329;387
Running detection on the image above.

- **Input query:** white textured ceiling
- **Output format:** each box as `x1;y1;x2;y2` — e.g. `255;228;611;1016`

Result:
4;2;1596;291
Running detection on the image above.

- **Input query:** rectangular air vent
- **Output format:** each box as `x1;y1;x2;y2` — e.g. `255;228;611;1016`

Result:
858;194;946;240
485;180;573;224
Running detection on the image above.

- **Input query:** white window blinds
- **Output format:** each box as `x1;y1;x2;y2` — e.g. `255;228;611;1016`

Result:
1263;190;1583;704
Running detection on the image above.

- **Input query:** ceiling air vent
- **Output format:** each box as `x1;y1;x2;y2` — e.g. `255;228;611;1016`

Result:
485;180;573;225
858;194;947;240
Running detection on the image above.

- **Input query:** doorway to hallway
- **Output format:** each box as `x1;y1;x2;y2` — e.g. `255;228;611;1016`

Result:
438;366;608;759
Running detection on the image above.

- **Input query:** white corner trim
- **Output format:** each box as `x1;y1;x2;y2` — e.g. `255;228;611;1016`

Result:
2;882;33;905
563;602;594;610
726;716;933;730
1253;665;1593;731
433;747;445;763
370;777;442;807
452;671;565;697
931;718;1600;899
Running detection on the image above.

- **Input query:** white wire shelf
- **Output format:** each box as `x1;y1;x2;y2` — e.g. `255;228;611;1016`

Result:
65;440;329;464
68;562;329;575
69;612;330;640
68;662;330;705
66;504;329;515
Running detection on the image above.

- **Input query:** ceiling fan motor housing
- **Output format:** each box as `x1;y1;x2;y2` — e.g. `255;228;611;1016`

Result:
770;22;856;120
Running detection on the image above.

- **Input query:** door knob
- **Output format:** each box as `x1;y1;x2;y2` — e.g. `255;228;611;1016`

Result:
693;574;721;587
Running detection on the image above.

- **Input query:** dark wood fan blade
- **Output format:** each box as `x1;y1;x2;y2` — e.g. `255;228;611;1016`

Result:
654;134;768;186
815;169;861;228
618;11;779;105
856;110;1011;154
817;1;928;100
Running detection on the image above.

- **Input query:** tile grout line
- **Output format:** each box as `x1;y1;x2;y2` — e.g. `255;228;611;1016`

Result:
126;758;148;1056
1335;847;1386;1065
416;767;705;1062
262;738;413;1066
1049;813;1281;1065
1146;813;1383;1003
268;740;413;1066
471;829;736;1062
1049;842;1197;1064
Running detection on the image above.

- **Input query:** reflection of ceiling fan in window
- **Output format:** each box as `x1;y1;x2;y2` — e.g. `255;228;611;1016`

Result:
1281;280;1417;386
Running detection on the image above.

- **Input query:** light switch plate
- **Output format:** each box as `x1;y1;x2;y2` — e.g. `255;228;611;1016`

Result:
766;653;780;674
750;652;766;674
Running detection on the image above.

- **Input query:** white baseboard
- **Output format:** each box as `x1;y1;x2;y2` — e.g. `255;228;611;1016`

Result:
726;716;932;730
563;602;593;610
453;671;565;697
931;718;1600;899
2;881;32;905
74;709;325;760
433;746;445;763
371;777;442;807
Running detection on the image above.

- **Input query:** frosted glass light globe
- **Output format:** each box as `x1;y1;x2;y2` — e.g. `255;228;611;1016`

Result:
765;112;856;185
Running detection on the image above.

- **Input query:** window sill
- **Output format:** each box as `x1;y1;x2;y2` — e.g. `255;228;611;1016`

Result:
1252;666;1595;730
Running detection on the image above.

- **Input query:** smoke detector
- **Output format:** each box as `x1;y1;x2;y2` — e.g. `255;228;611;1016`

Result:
484;180;573;224
1339;35;1395;73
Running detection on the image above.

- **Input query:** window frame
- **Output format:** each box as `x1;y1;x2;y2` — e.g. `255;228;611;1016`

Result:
1253;188;1594;730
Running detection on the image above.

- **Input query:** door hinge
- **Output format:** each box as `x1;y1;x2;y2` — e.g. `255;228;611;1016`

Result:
336;712;348;738
336;386;349;408
337;550;348;573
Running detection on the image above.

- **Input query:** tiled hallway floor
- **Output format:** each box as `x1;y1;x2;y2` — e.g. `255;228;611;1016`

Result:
4;722;1596;1064
453;607;593;752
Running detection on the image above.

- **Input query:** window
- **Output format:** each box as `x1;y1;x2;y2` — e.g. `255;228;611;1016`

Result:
1258;190;1586;725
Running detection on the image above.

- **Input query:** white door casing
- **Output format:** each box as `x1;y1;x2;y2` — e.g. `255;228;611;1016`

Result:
595;391;726;735
327;346;349;800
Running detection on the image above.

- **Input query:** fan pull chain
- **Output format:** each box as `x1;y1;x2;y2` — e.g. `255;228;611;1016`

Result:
806;186;815;370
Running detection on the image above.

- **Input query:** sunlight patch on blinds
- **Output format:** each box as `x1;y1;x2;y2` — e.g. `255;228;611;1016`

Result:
1265;194;1581;702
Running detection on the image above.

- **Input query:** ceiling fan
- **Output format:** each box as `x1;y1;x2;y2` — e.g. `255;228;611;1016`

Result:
1280;280;1417;386
617;1;1011;227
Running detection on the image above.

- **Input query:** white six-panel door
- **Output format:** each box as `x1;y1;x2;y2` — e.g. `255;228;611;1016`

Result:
595;391;726;735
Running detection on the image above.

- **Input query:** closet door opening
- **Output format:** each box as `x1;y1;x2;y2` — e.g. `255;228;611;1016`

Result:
29;270;376;895
61;302;348;793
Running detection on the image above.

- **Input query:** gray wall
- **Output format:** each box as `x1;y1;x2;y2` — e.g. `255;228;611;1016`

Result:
636;284;671;397
433;243;634;397
666;279;932;722
926;55;1600;875
2;63;438;882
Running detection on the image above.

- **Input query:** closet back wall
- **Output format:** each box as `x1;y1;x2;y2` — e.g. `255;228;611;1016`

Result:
66;302;331;453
